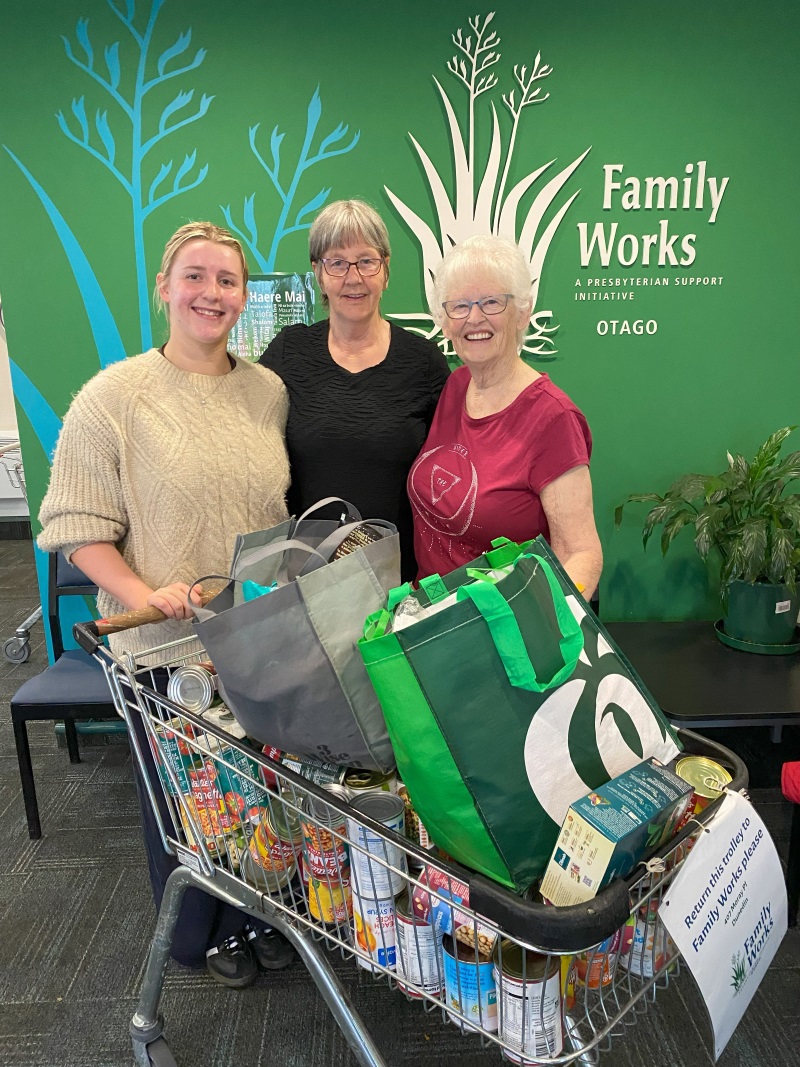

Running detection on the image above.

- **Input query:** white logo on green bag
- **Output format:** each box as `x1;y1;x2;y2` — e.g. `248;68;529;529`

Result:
523;595;680;824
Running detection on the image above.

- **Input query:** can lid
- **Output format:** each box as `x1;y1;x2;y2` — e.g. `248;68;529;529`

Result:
344;768;396;789
167;665;214;713
493;938;553;980
349;791;405;822
266;802;304;844
675;756;732;799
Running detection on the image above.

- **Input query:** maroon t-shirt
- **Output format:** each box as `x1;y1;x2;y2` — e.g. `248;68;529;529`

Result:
408;367;592;578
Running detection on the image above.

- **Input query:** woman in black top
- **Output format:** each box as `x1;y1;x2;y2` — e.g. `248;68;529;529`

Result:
260;199;449;580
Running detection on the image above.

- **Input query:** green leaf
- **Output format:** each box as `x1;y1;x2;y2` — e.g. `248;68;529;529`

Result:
768;527;793;584
663;472;708;503
660;510;696;556
740;519;768;582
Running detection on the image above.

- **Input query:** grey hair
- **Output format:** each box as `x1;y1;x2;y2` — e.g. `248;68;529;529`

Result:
430;235;533;343
309;200;391;305
153;221;249;318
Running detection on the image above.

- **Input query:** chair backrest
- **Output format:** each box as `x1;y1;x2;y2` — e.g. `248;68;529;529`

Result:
48;552;98;660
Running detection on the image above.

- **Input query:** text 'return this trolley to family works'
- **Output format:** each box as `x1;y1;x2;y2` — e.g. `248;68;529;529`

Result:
74;615;748;1067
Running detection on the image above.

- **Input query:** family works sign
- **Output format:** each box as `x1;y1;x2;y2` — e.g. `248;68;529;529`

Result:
387;11;730;356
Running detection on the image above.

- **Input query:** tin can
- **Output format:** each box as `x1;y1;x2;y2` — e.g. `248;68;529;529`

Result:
675;756;732;814
352;888;397;972
167;664;218;714
395;891;443;998
150;717;194;797
620;913;676;978
261;745;348;790
347;792;408;898
493;940;562;1062
575;927;622;988
442;934;498;1034
344;768;398;797
204;734;266;827
246;815;298;887
302;794;351;923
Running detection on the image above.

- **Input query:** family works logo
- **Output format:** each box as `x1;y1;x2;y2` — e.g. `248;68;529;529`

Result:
386;11;590;359
731;902;775;994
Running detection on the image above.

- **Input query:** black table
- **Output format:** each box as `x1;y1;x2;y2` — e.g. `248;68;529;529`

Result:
606;620;800;741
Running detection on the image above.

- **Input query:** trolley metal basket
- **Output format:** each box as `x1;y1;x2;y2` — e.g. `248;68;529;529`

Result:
74;619;748;1067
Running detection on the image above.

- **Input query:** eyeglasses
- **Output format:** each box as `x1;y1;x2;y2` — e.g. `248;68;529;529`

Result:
442;294;513;319
317;256;384;278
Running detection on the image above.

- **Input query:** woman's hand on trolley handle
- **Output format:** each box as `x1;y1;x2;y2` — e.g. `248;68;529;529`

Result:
71;542;203;620
146;582;203;620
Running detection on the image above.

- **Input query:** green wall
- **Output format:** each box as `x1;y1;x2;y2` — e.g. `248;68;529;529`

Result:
1;0;797;625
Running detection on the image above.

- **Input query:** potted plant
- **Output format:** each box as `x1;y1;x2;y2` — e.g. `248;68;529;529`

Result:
615;426;800;650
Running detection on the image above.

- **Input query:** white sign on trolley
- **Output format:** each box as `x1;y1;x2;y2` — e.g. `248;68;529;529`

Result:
660;790;787;1059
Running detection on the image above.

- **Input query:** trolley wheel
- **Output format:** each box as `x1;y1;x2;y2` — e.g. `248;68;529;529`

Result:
3;637;31;663
145;1037;177;1067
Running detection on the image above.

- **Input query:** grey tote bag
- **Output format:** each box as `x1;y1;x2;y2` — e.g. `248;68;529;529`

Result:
191;499;399;771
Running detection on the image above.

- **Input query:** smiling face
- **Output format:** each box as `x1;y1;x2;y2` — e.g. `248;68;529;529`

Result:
441;269;531;369
314;237;388;327
156;238;247;352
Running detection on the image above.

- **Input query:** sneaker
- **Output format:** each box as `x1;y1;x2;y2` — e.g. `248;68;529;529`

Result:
206;933;258;988
245;925;297;971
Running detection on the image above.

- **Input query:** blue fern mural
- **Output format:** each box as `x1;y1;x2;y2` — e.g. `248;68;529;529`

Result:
56;0;212;351
221;86;360;272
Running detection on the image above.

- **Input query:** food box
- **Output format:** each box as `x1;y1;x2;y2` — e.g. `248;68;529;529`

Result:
540;758;693;907
411;863;497;954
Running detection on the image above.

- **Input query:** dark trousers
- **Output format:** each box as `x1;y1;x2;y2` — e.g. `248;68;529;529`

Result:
128;674;265;967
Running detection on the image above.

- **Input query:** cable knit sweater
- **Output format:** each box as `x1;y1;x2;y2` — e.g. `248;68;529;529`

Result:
38;348;290;659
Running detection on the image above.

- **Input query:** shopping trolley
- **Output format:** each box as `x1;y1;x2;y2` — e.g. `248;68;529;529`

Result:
74;615;748;1067
1;440;42;663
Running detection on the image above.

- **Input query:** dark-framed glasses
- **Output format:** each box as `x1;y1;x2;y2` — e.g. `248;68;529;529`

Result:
442;294;513;319
318;256;384;278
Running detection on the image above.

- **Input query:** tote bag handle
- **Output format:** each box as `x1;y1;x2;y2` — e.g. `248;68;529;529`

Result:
456;553;584;693
188;539;327;621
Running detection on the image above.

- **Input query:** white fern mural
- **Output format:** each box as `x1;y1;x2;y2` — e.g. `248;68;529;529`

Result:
385;12;590;359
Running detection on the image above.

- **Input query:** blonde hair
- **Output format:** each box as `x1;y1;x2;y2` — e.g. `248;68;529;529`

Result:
153;221;249;316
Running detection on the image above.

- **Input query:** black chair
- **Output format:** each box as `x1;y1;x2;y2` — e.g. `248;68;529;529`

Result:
10;552;117;838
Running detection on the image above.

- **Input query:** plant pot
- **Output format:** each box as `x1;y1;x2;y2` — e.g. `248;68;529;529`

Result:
723;579;799;646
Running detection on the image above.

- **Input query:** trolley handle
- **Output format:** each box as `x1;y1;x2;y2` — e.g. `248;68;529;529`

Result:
72;589;218;654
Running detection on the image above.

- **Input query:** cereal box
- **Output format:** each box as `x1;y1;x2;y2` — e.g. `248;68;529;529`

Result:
540;758;692;907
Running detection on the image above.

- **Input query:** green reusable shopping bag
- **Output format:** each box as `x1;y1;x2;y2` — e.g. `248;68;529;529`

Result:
358;537;682;891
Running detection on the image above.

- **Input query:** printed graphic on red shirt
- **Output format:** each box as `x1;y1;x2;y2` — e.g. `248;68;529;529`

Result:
408;443;478;537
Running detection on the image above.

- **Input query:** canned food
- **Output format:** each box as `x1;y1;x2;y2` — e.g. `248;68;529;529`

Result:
620;913;676;978
247;816;298;881
150;717;195;797
395;891;443;998
204;734;266;826
261;745;348;790
307;875;352;925
266;802;304;849
302;794;351;923
347;792;408;898
442;934;497;1034
493;940;562;1062
240;845;296;894
575;927;622;988
167;664;218;714
675;756;732;814
352;889;396;972
344;768;398;797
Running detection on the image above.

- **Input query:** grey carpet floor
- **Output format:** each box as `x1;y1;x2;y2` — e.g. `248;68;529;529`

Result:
0;536;798;1067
